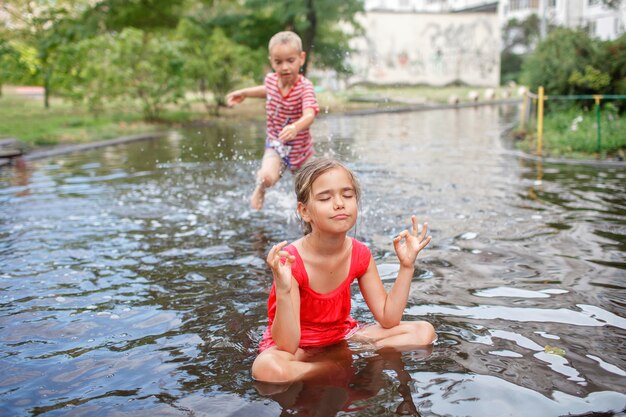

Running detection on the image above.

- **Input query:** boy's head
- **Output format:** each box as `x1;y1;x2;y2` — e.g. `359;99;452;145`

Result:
268;31;302;54
268;31;306;83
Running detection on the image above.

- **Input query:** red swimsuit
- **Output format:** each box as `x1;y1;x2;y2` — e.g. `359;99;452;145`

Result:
259;238;372;351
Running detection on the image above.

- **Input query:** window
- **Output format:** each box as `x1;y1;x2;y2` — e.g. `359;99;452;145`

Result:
509;0;540;11
588;20;597;36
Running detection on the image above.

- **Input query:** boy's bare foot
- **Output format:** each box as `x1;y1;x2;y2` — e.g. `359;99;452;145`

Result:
250;185;266;210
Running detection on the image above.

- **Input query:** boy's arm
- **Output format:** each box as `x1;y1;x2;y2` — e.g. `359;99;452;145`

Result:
226;85;266;107
278;108;317;142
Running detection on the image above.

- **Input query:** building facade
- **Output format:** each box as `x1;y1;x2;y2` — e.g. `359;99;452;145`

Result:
345;11;501;87
366;0;626;40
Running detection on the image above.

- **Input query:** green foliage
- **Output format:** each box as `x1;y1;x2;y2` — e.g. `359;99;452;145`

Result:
110;28;187;120
1;1;95;107
50;28;187;120
600;0;622;8
178;19;263;115
54;34;118;115
601;33;626;96
204;28;262;112
521;29;626;112
81;0;185;32
0;40;23;92
501;15;540;83
568;65;611;92
207;0;364;76
519;105;626;157
502;14;540;53
521;28;601;95
500;50;524;83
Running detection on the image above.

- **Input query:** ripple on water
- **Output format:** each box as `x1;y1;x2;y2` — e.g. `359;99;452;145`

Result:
1;108;624;416
409;372;626;416
407;303;626;329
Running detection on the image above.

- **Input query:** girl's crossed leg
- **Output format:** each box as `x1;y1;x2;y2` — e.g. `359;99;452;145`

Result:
351;320;436;351
251;321;435;384
252;343;353;384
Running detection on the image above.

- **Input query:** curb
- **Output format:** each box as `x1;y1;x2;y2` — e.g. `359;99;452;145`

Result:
322;98;522;118
505;149;626;168
23;132;169;161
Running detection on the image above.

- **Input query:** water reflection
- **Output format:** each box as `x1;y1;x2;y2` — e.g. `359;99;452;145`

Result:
254;344;430;417
0;105;625;416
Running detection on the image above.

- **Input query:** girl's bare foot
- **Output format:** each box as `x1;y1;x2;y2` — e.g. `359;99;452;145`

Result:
250;185;266;210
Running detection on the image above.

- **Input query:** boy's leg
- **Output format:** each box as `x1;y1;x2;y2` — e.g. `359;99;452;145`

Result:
351;321;436;351
250;149;285;210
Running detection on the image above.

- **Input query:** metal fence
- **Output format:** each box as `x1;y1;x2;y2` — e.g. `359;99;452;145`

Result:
519;86;626;155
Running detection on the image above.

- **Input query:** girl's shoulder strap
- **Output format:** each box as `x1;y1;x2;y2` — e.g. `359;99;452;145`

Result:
351;238;372;278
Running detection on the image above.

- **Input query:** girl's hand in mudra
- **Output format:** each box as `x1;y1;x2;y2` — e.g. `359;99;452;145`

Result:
267;241;296;293
393;215;431;268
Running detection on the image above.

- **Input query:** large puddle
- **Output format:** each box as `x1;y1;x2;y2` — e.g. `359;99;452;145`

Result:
1;105;625;416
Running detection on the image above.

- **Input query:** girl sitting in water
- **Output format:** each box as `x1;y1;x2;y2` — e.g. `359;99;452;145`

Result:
252;157;436;383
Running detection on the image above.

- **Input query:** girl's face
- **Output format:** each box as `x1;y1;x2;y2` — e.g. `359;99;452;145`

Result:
269;42;305;86
299;167;358;235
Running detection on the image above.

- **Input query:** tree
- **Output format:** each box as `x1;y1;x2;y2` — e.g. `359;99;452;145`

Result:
521;28;601;95
600;33;626;105
179;19;262;115
0;40;17;96
500;15;541;83
80;0;186;33
502;14;541;55
109;28;186;120
1;1;93;108
53;34;119;115
206;0;364;76
600;0;622;8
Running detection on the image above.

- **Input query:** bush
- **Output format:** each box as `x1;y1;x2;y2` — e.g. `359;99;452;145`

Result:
521;28;602;95
601;33;626;97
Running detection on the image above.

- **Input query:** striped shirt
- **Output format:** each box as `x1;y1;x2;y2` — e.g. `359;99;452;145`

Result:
265;72;319;169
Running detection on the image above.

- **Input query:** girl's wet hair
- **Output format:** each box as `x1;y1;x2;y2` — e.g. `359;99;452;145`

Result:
268;31;303;53
294;157;361;235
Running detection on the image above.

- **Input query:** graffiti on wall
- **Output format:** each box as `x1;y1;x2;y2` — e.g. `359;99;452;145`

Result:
348;12;500;87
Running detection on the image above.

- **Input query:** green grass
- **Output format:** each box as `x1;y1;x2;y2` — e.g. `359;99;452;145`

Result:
0;88;210;149
517;106;626;158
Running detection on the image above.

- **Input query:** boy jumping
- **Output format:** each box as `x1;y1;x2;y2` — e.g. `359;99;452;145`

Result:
227;31;319;210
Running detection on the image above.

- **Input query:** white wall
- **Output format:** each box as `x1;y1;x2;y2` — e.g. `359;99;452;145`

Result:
346;11;501;87
583;2;626;40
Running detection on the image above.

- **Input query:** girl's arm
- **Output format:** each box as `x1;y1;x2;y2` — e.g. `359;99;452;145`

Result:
266;241;301;353
226;85;267;107
278;108;317;142
358;216;431;328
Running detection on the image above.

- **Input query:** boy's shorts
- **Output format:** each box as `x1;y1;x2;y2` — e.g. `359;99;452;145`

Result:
265;139;291;169
263;138;312;173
